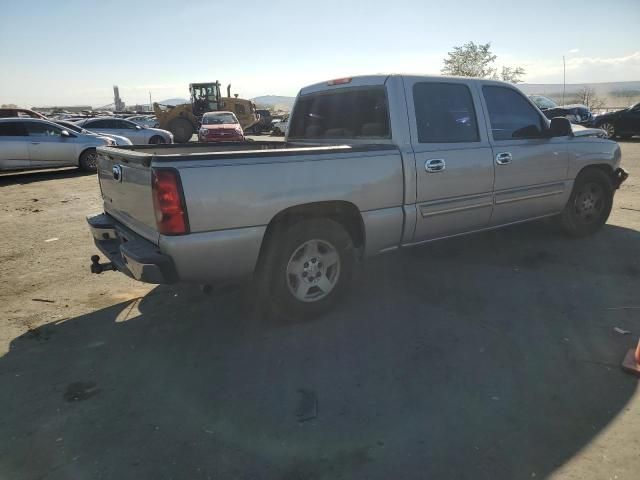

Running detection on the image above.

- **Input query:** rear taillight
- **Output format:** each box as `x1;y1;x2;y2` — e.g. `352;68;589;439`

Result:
151;168;188;235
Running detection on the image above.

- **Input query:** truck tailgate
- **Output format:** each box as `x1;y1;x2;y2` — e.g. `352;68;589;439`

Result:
96;149;158;244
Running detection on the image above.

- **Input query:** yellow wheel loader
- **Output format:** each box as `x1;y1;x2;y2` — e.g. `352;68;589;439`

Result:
154;82;260;143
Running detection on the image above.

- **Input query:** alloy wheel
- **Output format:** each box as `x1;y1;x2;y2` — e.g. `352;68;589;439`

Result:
600;123;615;138
573;182;605;224
286;239;341;302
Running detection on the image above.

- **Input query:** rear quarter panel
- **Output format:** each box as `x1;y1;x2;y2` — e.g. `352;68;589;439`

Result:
156;149;405;283
171;149;404;233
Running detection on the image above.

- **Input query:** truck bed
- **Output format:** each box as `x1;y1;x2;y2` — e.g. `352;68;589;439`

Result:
97;140;397;167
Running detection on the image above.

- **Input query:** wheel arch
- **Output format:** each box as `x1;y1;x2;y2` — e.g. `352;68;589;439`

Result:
256;200;366;272
576;163;615;182
78;146;96;166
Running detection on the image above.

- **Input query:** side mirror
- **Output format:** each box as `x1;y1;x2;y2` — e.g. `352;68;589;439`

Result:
61;130;71;137
549;117;572;137
135;125;142;130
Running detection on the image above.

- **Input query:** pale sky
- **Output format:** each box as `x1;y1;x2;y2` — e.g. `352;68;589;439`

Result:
1;0;639;107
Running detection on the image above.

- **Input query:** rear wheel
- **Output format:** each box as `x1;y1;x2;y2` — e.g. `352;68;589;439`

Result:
599;122;616;139
261;219;355;319
168;118;194;143
558;169;614;237
79;148;98;172
149;135;165;145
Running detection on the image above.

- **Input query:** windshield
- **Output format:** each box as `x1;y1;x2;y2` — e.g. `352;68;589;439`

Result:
203;113;238;125
531;95;558;109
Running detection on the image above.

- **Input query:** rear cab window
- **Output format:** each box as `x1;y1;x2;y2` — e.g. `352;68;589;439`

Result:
413;82;480;143
288;87;390;139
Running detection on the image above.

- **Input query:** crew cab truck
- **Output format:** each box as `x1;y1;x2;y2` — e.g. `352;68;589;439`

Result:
88;75;628;318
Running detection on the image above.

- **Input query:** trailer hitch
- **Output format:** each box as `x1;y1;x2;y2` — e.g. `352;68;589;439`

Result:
90;255;117;274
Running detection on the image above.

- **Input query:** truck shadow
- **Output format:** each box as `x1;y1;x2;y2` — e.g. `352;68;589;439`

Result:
1;222;638;479
0;167;91;186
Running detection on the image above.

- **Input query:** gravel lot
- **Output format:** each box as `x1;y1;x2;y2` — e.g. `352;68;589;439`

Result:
1;140;639;479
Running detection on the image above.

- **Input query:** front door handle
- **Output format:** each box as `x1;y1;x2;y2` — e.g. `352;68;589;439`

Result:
30;142;40;145
495;152;512;165
425;158;446;172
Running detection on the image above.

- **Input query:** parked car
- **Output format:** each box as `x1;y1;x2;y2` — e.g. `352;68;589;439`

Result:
127;115;159;128
591;102;640;139
0;107;47;119
528;95;593;125
0;118;114;171
198;111;244;142
271;115;288;135
75;117;173;144
87;74;627;318
54;120;133;146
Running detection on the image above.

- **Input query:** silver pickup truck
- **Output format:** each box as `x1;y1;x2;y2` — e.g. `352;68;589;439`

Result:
88;74;628;317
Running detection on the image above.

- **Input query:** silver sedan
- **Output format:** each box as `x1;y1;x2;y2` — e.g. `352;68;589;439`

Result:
75;117;173;144
0;118;113;172
54;120;133;146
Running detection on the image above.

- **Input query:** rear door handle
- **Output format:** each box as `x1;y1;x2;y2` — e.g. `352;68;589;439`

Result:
30;142;40;145
495;152;512;165
425;158;446;172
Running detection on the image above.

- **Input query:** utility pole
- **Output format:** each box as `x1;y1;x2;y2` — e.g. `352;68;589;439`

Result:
562;56;566;106
149;91;152;111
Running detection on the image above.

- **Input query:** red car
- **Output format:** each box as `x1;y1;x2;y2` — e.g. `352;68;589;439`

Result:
198;111;244;142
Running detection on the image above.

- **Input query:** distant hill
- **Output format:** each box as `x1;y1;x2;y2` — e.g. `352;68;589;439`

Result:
518;81;640;107
252;95;295;111
156;98;188;106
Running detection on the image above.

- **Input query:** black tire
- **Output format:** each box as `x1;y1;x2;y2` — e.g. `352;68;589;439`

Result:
79;148;98;172
168;118;194;143
272;128;282;136
149;135;165;145
558;169;614;237
260;219;355;319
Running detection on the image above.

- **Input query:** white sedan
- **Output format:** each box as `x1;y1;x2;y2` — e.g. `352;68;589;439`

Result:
75;117;173;144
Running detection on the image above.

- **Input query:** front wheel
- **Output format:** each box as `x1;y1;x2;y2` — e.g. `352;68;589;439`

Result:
168;118;194;143
149;135;166;145
79;148;98;172
557;169;614;237
261;219;355;319
599;122;616;139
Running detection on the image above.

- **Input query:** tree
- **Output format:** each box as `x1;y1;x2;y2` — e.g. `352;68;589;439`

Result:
441;42;525;83
571;86;604;110
1;103;18;108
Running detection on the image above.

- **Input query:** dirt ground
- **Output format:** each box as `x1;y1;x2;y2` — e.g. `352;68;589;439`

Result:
1;141;639;479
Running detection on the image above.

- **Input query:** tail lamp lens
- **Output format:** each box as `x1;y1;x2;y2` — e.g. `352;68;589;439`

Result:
151;169;188;235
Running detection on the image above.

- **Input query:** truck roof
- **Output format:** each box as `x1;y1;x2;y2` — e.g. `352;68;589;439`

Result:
298;74;515;96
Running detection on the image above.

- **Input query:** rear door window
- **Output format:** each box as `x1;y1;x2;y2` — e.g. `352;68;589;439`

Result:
0;121;28;136
483;86;546;140
115;120;137;130
413;82;479;143
87;119;116;129
288;87;390;139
